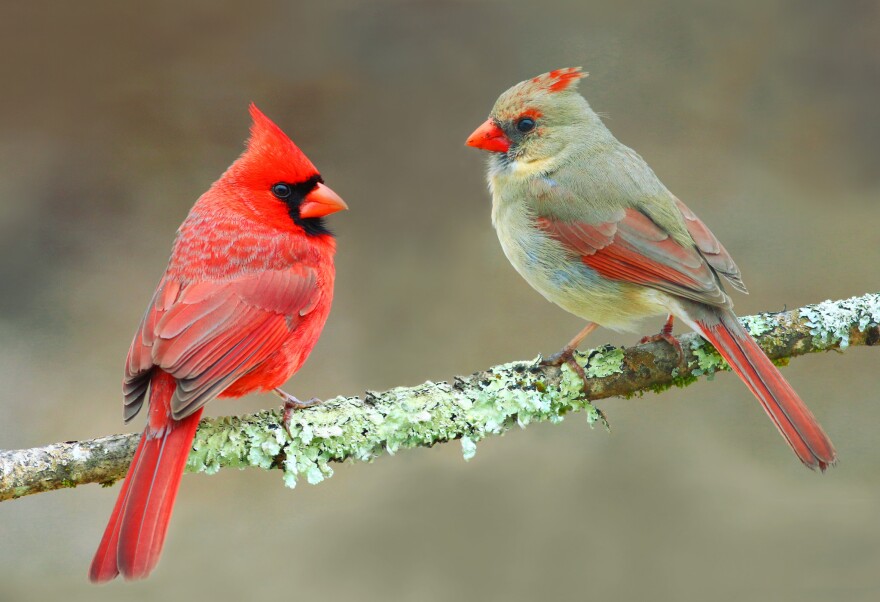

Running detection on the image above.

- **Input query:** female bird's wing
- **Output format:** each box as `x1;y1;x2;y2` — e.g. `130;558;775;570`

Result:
534;193;744;307
123;266;322;421
671;197;746;294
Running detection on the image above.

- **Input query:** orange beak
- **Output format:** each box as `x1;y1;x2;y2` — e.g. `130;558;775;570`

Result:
465;119;510;153
300;182;349;218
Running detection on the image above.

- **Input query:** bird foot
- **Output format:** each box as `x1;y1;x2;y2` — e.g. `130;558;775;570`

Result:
639;331;685;366
541;345;576;367
540;345;611;432
540;348;610;429
540;347;589;394
274;388;323;438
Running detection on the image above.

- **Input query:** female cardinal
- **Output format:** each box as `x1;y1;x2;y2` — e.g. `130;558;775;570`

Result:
89;105;347;582
465;67;836;470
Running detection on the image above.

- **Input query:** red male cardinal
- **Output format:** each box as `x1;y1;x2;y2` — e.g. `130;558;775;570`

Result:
466;67;836;470
89;105;347;582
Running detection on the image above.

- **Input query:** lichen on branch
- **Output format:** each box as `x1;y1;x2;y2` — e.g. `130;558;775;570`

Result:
1;292;878;502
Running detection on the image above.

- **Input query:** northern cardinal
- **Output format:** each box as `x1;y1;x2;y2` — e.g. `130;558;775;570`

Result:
466;68;836;470
89;105;347;582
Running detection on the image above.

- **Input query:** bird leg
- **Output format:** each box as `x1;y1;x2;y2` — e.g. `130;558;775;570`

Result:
639;315;685;365
540;322;609;427
274;388;323;438
541;322;598;392
541;322;598;367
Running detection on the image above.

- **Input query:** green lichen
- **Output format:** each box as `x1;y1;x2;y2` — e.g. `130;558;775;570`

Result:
799;293;880;350
688;337;725;379
460;436;477;461
584;345;626;378
740;313;774;338
185;346;625;488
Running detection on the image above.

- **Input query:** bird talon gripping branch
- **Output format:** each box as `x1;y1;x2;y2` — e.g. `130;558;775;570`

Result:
276;389;324;438
540;347;574;368
639;315;686;366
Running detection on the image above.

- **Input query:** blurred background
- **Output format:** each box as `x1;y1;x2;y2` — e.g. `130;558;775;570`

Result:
1;1;879;600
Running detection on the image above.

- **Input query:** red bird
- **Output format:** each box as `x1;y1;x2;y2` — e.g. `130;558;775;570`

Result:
466;68;836;470
89;105;347;582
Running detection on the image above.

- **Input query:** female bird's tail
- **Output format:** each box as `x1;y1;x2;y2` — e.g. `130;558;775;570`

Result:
680;304;837;471
89;371;202;582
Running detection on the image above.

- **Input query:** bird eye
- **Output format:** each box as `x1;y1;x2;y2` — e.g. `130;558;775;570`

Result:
272;183;292;198
516;117;536;133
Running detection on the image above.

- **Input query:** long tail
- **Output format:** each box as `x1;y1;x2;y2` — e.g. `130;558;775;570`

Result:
679;304;837;471
89;371;203;582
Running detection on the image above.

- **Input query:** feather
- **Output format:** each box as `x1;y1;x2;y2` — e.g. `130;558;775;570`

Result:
123;267;320;421
536;208;732;308
530;67;588;94
679;303;836;470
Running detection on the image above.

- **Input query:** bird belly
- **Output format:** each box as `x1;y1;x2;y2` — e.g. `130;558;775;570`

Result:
493;207;668;332
219;319;321;397
218;285;333;399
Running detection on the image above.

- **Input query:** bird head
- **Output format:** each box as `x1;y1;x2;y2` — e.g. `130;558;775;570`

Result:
219;104;347;236
466;67;597;168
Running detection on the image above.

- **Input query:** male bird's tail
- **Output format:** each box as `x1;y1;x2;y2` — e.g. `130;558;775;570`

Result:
680;304;837;471
89;371;203;582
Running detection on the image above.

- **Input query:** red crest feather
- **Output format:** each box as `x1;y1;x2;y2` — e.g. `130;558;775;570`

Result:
238;103;318;180
530;67;588;93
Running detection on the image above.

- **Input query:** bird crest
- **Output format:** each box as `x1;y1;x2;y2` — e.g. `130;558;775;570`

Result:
237;103;318;181
529;67;588;94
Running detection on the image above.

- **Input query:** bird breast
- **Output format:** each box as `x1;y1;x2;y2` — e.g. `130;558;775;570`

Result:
490;178;669;332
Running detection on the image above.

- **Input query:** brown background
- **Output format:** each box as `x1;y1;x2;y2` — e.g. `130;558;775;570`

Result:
1;1;879;600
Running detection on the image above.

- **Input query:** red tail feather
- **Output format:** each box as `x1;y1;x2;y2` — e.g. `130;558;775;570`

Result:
89;371;202;582
688;309;836;470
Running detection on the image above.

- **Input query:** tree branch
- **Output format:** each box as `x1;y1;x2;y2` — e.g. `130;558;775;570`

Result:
2;293;878;502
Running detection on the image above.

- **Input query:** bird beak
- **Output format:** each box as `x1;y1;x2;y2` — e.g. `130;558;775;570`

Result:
465;119;511;153
300;182;349;218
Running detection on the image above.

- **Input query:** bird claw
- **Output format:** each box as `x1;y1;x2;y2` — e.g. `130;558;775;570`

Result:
540;346;575;367
541;346;590;392
639;331;685;366
274;388;323;438
540;347;611;429
639;315;685;367
540;346;588;388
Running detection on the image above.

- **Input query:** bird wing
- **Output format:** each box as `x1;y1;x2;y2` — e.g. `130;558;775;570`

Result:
123;266;321;421
671;197;746;293
535;200;740;309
